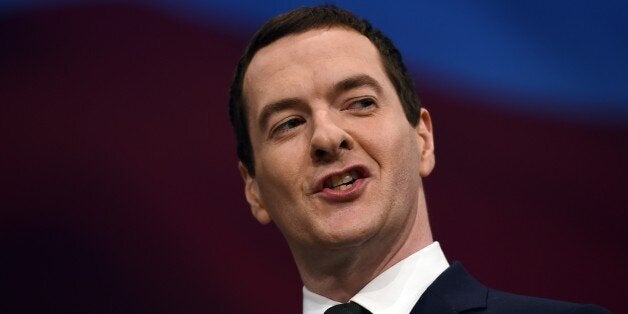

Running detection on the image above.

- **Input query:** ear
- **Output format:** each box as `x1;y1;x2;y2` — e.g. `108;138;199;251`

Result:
415;108;435;177
238;162;272;225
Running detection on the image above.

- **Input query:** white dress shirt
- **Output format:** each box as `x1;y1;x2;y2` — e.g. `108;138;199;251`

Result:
302;242;449;314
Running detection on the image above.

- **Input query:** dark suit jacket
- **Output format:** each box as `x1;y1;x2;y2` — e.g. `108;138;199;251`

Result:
410;262;610;314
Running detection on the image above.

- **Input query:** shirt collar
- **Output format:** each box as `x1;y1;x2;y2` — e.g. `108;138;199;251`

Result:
303;241;449;314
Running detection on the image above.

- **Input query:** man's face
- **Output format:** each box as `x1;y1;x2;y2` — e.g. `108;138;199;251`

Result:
241;27;434;251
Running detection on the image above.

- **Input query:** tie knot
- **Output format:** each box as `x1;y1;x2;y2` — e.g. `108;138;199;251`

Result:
324;301;371;314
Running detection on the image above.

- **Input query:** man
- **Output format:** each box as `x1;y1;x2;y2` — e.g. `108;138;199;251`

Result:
228;6;609;314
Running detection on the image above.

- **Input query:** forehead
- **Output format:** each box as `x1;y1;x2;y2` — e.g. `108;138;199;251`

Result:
243;27;389;113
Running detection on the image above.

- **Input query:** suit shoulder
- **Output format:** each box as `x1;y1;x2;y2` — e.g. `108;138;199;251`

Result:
484;289;611;314
413;262;610;314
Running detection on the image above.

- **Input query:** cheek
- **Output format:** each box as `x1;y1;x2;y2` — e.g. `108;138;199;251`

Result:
372;125;422;184
255;171;301;229
259;130;310;162
361;122;417;161
256;140;308;200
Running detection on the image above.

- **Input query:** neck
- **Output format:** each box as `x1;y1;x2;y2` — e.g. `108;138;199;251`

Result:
293;196;433;302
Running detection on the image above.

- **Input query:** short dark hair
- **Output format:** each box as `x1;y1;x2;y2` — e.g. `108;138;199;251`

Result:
228;5;422;176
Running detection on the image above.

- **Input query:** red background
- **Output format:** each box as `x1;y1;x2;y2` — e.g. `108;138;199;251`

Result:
1;5;626;313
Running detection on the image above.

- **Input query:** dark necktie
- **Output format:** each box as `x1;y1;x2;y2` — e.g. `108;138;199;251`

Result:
324;301;371;314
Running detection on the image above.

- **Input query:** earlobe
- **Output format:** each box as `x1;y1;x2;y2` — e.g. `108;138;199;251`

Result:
416;108;435;177
238;162;272;225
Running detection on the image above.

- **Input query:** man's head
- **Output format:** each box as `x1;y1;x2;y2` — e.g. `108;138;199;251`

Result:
229;6;435;257
229;5;422;176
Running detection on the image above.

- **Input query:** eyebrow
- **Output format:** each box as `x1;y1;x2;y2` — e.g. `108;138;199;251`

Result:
331;74;383;98
257;74;383;132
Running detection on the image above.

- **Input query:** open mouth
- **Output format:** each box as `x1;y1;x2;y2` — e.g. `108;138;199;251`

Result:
323;169;363;191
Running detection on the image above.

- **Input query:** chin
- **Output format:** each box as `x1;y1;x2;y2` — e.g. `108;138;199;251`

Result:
315;224;376;249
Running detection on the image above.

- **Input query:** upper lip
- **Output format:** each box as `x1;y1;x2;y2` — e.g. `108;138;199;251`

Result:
311;165;370;194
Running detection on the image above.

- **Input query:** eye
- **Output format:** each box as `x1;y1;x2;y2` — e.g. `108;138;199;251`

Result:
271;116;304;137
346;97;377;112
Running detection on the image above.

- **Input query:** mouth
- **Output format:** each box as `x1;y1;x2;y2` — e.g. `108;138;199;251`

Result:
316;166;369;194
324;169;362;191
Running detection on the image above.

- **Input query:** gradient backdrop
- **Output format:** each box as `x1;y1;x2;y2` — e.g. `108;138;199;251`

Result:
1;1;626;313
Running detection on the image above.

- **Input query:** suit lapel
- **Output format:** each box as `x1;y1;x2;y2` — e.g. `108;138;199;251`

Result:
410;262;488;314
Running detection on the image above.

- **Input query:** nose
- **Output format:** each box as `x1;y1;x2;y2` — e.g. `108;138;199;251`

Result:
309;110;352;163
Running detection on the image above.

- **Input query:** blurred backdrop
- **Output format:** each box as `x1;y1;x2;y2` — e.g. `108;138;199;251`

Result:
1;1;626;313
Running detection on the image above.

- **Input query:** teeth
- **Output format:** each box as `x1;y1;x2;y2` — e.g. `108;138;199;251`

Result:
327;170;360;189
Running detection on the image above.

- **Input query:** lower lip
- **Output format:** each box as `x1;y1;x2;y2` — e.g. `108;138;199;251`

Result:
318;178;368;202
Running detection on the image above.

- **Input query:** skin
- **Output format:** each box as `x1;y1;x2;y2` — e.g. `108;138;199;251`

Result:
239;27;436;302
